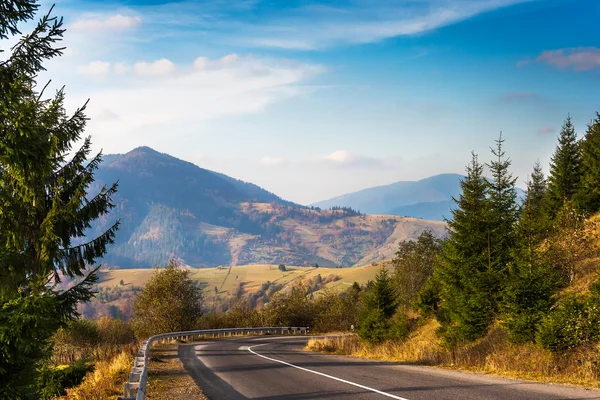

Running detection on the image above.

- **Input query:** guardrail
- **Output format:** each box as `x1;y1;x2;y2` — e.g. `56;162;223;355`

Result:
119;326;310;400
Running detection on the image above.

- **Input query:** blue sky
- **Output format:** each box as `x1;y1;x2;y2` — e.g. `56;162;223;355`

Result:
29;0;600;204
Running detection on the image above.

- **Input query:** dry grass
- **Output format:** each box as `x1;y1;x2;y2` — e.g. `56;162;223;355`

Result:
98;262;393;298
63;351;133;400
307;320;600;388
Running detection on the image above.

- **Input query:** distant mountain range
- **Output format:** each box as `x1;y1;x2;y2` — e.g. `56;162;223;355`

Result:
312;174;463;221
89;147;446;269
312;174;525;221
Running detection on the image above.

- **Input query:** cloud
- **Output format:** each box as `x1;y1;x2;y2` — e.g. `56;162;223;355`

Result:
77;61;110;77
236;0;532;50
133;59;177;77
260;156;288;167
537;126;554;134
193;54;240;70
71;14;142;32
498;92;539;102
520;47;600;71
319;150;382;167
68;55;325;147
114;62;131;75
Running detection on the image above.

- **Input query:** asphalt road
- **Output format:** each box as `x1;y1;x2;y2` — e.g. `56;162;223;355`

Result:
178;336;600;400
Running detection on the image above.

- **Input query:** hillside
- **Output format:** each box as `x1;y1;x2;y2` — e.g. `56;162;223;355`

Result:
89;147;446;269
97;263;391;296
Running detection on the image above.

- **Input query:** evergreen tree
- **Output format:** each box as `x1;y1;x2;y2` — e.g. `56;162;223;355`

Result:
437;153;494;345
356;268;398;342
546;115;582;218
502;162;556;344
486;132;519;278
574;113;600;214
0;2;119;396
516;161;549;254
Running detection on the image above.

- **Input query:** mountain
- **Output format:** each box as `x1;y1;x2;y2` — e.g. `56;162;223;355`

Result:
88;147;446;269
312;174;464;221
312;174;525;221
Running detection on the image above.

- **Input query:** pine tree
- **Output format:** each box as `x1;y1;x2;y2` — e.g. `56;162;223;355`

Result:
503;162;556;344
574;113;600;214
437;153;494;345
546;115;582;218
486;132;519;277
516;161;549;255
0;2;119;396
356;268;398;342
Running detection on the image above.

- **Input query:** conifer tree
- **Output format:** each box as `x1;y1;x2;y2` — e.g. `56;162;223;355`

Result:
356;268;398;342
574;113;600;214
502;162;556;344
486;133;519;277
437;153;494;345
517;161;549;252
546;116;582;218
0;1;119;396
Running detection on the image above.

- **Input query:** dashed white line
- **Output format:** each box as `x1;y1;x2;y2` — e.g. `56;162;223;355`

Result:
247;343;410;400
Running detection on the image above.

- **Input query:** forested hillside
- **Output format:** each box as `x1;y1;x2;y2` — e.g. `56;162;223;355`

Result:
88;147;446;268
304;114;600;386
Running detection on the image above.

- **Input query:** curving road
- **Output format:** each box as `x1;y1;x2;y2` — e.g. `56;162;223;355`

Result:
177;336;600;400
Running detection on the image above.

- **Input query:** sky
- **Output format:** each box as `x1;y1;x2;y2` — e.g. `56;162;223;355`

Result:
12;0;600;204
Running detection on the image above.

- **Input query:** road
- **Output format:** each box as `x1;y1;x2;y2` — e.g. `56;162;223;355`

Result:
177;336;600;400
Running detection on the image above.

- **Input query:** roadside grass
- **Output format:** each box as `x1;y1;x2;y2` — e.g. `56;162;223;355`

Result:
63;351;133;400
306;320;600;388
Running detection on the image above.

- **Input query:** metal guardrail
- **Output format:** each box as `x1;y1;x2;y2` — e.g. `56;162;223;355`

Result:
119;326;310;400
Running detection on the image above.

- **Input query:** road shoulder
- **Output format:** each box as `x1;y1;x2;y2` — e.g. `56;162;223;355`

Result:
146;342;207;400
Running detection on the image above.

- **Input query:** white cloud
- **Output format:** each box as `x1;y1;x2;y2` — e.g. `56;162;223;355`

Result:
260;156;288;167
68;55;325;149
238;0;532;50
320;150;382;167
114;62;131;74
133;59;177;77
71;14;142;32
77;61;111;77
193;54;240;70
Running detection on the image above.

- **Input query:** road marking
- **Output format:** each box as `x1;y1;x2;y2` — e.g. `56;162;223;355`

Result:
238;346;249;350
248;344;410;400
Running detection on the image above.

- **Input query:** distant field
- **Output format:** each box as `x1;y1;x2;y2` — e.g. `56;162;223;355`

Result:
97;262;392;296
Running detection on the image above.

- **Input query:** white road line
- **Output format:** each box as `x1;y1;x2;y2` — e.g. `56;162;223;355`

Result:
248;344;410;400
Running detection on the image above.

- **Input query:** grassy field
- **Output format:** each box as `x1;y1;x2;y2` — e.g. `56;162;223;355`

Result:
97;262;391;296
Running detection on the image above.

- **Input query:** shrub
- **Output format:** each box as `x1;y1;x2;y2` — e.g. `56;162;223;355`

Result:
537;294;600;352
37;362;94;399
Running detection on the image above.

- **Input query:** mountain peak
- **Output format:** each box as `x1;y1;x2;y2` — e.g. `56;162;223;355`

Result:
126;146;163;156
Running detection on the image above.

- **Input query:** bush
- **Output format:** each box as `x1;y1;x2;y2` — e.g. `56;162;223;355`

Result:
52;319;100;365
537;294;600;352
37;361;94;399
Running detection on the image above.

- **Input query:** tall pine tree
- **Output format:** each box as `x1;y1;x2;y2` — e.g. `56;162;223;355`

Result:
574;113;600;214
437;153;494;345
546;115;582;218
517;160;549;251
0;1;119;396
486;132;519;276
502;162;557;344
